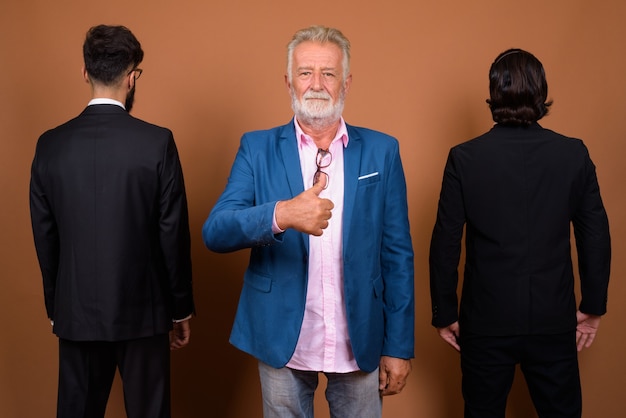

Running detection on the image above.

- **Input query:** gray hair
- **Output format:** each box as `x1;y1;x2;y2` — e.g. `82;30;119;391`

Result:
286;25;351;83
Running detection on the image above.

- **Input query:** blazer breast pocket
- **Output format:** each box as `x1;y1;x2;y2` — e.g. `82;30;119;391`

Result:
357;172;380;187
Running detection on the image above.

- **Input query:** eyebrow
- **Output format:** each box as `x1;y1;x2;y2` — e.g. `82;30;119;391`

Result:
297;65;338;71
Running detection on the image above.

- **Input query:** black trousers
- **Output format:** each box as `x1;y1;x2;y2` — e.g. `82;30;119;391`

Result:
460;331;581;418
57;334;171;418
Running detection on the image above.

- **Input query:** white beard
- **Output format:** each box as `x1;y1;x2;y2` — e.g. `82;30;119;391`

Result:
291;89;345;130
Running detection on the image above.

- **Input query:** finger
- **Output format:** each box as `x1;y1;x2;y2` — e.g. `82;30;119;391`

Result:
309;178;326;195
309;218;327;235
446;336;461;352
310;227;324;237
170;339;180;350
578;334;595;351
576;332;594;351
576;334;586;352
439;332;460;351
381;378;405;396
171;336;188;350
381;386;396;396
386;373;399;392
378;368;388;391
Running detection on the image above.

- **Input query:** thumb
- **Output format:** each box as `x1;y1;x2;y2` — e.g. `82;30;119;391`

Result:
310;177;326;195
379;366;388;390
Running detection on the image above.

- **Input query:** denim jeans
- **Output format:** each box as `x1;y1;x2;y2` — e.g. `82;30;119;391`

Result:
258;362;382;418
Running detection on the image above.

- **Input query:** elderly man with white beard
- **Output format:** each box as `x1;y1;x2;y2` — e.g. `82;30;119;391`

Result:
202;25;415;418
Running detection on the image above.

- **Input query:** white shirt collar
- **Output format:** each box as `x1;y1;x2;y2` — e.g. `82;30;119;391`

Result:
294;116;349;149
88;98;125;109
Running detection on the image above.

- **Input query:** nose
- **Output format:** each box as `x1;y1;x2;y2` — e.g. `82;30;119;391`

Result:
311;71;323;90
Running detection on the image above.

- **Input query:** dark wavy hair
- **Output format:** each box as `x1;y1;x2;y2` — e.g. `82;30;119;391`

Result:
83;25;143;85
486;48;552;126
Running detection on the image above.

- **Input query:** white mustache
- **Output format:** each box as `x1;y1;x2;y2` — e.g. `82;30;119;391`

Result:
303;91;331;100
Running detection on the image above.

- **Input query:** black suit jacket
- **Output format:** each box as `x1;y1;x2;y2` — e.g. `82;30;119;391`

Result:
30;104;194;341
430;123;610;336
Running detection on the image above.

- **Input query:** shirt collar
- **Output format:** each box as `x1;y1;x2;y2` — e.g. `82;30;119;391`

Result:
294;116;349;150
88;98;125;109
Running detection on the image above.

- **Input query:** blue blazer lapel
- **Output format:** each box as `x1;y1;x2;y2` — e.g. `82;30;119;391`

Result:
342;125;363;244
278;121;305;197
277;121;309;251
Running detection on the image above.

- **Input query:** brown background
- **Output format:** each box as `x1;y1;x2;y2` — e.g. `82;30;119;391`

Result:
1;0;624;417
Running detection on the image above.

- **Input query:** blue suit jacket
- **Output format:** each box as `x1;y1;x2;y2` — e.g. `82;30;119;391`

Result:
203;120;414;372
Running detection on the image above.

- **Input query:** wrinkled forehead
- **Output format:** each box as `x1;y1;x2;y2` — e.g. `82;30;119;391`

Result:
292;41;344;69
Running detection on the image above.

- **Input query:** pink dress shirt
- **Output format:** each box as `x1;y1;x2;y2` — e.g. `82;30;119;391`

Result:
275;118;359;373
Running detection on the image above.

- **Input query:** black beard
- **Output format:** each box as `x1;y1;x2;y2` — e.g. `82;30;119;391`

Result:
125;86;136;113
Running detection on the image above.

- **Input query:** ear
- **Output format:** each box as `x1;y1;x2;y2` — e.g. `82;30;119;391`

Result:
284;74;291;92
81;66;89;83
343;73;353;95
127;71;136;90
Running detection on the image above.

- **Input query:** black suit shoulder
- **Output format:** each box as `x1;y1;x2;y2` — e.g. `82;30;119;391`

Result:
36;106;173;153
448;123;591;175
453;123;584;151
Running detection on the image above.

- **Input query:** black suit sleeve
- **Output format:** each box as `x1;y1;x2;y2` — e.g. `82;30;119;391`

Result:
30;140;59;319
429;148;465;328
158;134;195;320
573;146;611;315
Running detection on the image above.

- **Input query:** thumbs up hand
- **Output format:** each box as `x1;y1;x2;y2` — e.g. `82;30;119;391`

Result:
275;180;334;236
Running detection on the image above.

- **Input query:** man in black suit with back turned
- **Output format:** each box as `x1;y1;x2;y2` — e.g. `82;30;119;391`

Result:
30;25;194;418
429;48;611;417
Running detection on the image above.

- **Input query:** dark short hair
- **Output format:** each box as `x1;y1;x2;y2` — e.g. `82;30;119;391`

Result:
486;48;552;126
83;25;143;85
